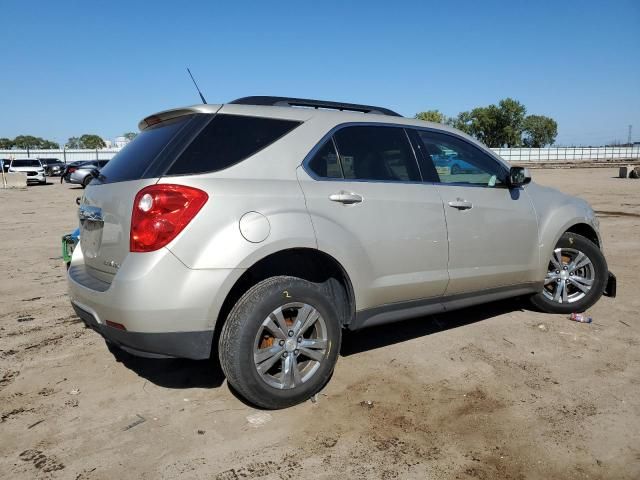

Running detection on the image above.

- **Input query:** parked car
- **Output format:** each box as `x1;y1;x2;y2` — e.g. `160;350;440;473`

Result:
60;161;89;183
40;158;65;176
8;158;46;184
431;153;484;175
1;159;10;172
63;160;109;187
67;96;616;409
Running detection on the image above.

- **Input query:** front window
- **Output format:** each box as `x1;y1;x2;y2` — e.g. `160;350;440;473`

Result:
415;130;506;187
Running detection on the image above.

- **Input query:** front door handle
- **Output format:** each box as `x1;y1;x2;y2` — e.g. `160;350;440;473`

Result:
448;199;473;210
329;191;363;205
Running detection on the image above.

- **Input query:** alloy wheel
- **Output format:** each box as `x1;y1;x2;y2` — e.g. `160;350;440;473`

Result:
543;248;595;304
253;302;328;389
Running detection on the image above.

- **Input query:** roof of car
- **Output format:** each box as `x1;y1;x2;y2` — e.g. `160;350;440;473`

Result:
136;97;507;167
139;97;452;131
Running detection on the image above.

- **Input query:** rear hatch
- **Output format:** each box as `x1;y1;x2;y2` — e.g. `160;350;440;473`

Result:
78;109;216;282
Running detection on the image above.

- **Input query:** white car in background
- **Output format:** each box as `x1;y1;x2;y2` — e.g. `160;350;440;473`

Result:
9;159;47;184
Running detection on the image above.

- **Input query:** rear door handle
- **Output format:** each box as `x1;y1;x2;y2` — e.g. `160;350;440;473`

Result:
329;191;363;205
448;199;473;210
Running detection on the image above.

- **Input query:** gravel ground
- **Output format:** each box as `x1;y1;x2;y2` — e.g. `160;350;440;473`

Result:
0;169;638;480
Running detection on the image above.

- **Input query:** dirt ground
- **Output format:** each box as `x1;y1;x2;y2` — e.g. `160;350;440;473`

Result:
1;168;638;480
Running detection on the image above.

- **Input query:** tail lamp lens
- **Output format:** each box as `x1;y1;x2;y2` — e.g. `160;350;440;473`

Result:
130;184;208;252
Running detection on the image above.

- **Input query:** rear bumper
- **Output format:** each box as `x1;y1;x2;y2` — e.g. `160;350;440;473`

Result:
604;271;617;298
67;246;244;359
72;302;212;359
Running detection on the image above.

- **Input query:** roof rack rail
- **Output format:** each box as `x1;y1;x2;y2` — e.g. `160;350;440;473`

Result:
229;96;402;117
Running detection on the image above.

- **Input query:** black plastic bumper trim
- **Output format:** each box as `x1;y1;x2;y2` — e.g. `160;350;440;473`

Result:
71;303;213;360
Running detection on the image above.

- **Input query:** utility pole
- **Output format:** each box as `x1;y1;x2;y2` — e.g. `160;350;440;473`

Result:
628;125;632;146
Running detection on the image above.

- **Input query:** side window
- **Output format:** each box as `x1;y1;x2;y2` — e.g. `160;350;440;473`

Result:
415;130;506;187
333;126;421;182
308;139;343;179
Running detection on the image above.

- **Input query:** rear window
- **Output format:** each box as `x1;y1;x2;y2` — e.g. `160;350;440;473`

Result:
98;116;191;183
11;159;41;167
166;114;301;176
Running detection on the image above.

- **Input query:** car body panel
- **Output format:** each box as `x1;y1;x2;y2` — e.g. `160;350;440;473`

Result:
437;183;540;295
524;182;601;279
297;166;449;310
68;242;245;333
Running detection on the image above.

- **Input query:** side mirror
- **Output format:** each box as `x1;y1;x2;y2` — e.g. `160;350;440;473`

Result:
507;166;531;188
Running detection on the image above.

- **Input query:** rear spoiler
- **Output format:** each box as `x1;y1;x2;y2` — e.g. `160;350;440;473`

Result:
138;104;222;131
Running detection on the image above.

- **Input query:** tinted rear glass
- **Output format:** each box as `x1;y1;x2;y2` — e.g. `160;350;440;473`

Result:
11;159;41;167
167;114;301;176
98;116;190;183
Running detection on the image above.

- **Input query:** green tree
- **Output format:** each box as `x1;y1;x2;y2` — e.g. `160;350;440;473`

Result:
66;137;81;149
450;111;474;135
79;134;106;149
11;135;59;149
497;98;527;147
522;115;558;147
448;98;528;147
123;132;137;141
414;110;446;123
0;137;13;149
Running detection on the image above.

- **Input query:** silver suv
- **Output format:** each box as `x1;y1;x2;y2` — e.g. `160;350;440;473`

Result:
68;96;616;408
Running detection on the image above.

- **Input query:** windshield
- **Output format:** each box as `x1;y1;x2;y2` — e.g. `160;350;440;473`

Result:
11;160;41;168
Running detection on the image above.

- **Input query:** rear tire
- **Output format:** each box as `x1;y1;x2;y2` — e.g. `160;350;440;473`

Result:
530;232;607;314
82;176;91;188
219;276;341;409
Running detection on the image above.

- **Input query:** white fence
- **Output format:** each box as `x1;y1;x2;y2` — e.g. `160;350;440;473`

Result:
492;146;640;162
1;146;639;165
0;148;121;164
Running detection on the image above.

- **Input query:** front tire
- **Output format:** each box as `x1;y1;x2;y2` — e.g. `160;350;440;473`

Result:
530;232;607;313
219;276;341;409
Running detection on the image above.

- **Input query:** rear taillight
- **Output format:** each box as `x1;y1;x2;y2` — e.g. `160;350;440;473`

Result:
68;167;77;173
130;184;208;252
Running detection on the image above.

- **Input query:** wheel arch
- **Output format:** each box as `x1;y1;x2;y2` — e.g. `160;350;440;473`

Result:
212;247;356;357
564;222;601;248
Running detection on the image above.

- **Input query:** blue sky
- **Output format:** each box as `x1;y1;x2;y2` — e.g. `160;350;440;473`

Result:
1;0;638;146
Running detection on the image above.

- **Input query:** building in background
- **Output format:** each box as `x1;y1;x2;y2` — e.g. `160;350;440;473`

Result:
113;136;130;149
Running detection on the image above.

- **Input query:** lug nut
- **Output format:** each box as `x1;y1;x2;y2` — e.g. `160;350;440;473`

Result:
294;349;300;355
297;336;303;343
563;266;568;270
279;340;285;346
282;352;288;358
556;279;561;283
555;270;560;274
288;330;294;337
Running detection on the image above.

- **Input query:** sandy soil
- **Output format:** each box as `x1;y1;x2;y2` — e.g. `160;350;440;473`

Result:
1;169;638;480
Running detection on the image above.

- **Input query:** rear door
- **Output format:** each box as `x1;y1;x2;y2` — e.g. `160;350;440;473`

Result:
297;125;449;311
413;129;539;295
